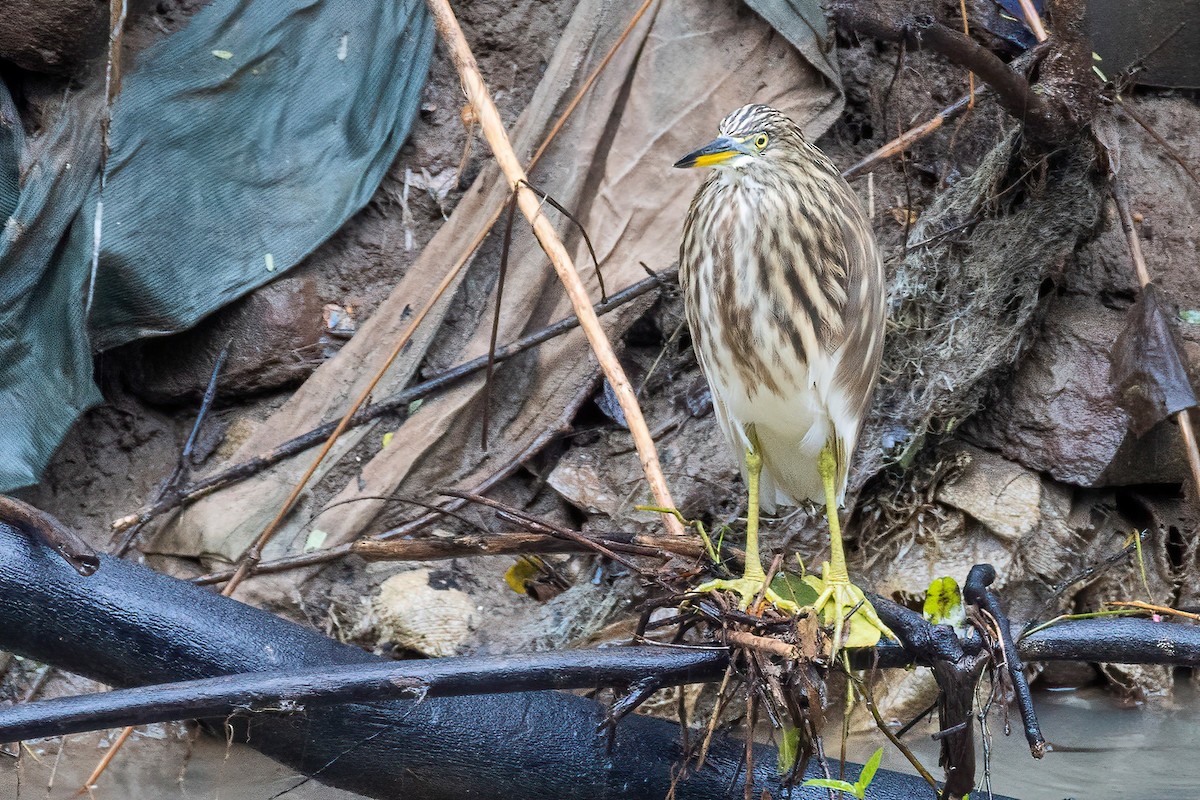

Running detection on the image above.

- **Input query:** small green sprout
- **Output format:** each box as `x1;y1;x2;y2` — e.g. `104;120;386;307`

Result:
801;747;883;799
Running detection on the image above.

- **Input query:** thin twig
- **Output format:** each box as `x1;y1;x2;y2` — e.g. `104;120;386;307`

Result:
956;0;975;106
77;726;132;796
1105;599;1200;621
111;268;673;534
426;0;682;536
964;565;1045;758
523;179;607;302
527;0;657;168
848;672;939;790
481;192;519;452
1116;100;1200;190
441;490;654;578
0;496;98;576
842;89;982;181
114;345;228;556
22;665;55;704
353;526;717;563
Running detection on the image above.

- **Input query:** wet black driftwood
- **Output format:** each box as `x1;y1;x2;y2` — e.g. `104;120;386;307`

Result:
0;649;727;742
871;596;989;800
0;521;940;800
965;564;1046;758
7;504;1200;796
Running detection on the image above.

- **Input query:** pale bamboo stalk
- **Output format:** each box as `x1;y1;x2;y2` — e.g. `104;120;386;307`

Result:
1017;0;1049;43
426;0;683;536
1179;413;1200;498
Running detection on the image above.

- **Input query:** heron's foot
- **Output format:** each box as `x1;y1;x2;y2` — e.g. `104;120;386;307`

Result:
692;575;801;615
803;563;895;652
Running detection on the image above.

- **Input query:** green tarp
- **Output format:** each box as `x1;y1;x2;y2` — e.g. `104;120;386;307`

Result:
0;0;433;490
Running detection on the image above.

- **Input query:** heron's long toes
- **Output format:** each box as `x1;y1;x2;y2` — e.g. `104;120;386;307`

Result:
692;576;800;615
806;566;896;651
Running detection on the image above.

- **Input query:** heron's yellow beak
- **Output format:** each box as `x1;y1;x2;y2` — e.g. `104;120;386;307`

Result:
673;135;749;169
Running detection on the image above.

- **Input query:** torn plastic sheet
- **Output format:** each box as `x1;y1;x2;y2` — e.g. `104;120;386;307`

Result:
0;0;433;491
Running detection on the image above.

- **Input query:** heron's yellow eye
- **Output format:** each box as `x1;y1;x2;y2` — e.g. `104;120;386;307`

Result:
753;133;769;149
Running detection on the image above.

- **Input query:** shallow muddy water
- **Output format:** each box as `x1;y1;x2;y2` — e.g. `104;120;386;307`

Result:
841;685;1199;799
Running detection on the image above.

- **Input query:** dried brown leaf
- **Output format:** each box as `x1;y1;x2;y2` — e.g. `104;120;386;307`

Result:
1111;282;1198;436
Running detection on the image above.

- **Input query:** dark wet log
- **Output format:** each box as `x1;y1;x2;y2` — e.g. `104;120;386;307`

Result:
873;594;986;799
1018;617;1200;665
0;521;941;800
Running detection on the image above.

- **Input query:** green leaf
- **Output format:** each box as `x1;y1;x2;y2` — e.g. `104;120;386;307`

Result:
855;748;884;795
777;723;801;774
923;576;968;634
801;778;858;794
211;49;234;60
771;572;819;607
303;528;327;553
1180;309;1200;325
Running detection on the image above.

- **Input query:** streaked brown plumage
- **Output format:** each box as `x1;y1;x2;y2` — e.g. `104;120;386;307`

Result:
679;103;882;510
675;103;890;647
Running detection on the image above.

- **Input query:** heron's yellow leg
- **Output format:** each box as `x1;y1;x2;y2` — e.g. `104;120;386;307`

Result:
692;433;798;613
742;442;766;582
805;441;895;651
822;444;849;584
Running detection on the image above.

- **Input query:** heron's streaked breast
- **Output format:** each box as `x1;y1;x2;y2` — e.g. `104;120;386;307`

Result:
680;161;856;402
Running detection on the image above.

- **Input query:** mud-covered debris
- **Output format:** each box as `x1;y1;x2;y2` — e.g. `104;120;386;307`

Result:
122;275;327;403
547;449;626;517
936;444;1042;541
967;297;1133;486
322;303;357;339
372;568;477;658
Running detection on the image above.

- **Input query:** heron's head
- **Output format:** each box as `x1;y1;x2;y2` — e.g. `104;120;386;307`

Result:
673;104;806;172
